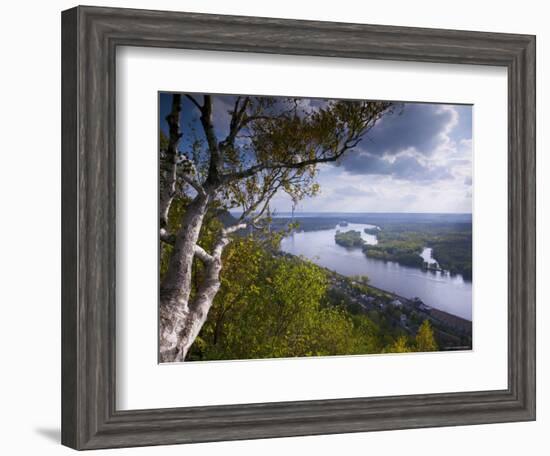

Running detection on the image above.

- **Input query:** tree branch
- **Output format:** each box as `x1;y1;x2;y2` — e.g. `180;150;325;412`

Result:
222;223;248;236
235;173;283;226
159;228;176;245
194;244;214;264
197;95;223;188
218;99;392;184
194;223;247;267
223;99;296;149
185;94;202;111
220;140;357;183
210;223;246;258
224;96;250;146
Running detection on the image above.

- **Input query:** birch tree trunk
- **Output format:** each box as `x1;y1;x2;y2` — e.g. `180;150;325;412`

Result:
159;196;245;362
159;193;210;362
172;224;245;361
172;251;224;361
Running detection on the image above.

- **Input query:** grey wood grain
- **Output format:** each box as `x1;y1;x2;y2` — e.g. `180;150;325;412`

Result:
61;5;536;450
61;7;78;449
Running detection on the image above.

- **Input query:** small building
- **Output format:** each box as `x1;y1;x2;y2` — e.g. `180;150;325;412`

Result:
391;299;403;307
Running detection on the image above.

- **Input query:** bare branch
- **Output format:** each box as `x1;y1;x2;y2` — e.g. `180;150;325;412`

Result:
220;98;296;162
180;175;205;195
185;95;220;186
185;94;202;111
195;95;224;187
220;142;354;183
194;244;214;264
201;222;247;261
236;175;283;225
222;223;247;236
159;228;176;245
225;96;250;145
250;188;278;224
196;221;247;268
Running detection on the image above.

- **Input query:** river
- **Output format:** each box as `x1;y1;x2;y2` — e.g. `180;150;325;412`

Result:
279;222;472;320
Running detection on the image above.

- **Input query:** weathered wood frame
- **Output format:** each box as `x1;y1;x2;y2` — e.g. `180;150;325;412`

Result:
61;5;536;450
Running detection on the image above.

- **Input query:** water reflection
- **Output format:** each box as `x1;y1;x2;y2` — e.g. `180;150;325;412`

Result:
420;247;439;267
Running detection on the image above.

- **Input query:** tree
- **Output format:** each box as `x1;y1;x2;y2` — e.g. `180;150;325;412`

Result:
158;93;394;362
188;242;361;361
386;335;411;353
415;320;438;352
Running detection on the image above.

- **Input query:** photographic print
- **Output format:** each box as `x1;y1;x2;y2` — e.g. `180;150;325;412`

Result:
158;93;472;363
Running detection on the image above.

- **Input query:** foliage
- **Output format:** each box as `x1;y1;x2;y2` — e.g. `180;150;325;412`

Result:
159;130;169;151
385;336;412;353
430;236;472;279
187;240;380;361
362;222;472;278
363;227;379;235
381;320;438;354
415;320;438;352
334;230;365;248
363;241;424;268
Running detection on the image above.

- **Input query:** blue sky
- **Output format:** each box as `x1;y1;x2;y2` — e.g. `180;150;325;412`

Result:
160;93;472;213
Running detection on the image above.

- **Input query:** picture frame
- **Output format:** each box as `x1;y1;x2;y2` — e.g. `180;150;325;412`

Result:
61;5;536;450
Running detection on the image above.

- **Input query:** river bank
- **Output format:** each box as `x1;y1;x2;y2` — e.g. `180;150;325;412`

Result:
323;268;472;350
276;250;472;350
364;283;472;337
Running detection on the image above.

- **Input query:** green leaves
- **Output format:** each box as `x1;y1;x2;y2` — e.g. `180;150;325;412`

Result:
387;336;412;353
185;237;383;361
215;97;393;218
415;320;438;352
382;319;438;354
335;230;365;248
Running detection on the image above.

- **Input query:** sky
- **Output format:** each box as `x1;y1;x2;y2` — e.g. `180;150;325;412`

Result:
160;93;472;214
